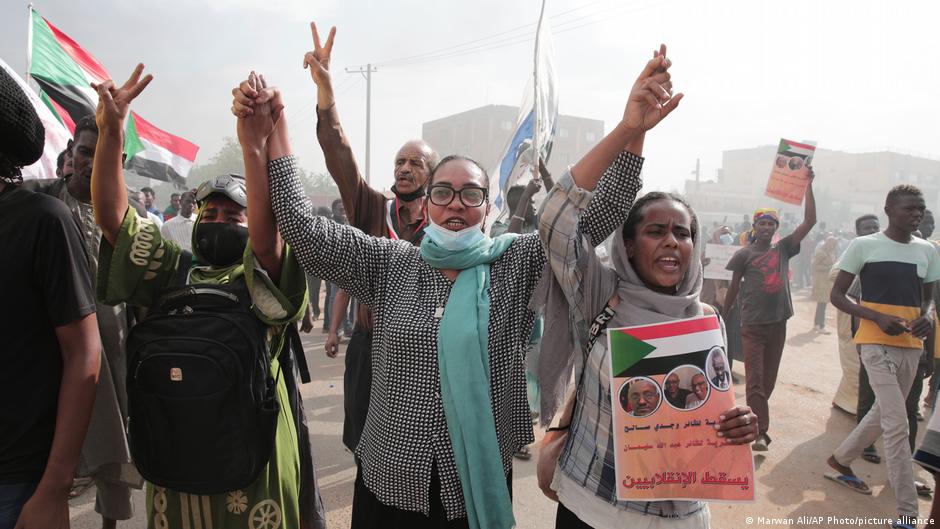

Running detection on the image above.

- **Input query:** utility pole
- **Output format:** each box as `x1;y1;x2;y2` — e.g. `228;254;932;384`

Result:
346;64;378;184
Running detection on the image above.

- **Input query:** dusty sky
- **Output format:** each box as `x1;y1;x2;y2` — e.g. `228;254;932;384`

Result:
1;0;937;193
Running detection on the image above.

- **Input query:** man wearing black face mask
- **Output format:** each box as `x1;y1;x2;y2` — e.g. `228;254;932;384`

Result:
305;22;438;452
89;65;325;529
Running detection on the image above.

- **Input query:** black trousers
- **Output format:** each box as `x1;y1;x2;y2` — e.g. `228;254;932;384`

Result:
350;463;513;529
555;503;594;528
343;330;373;451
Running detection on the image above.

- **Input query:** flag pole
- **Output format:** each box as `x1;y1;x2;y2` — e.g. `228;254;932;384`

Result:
533;0;547;183
25;3;33;83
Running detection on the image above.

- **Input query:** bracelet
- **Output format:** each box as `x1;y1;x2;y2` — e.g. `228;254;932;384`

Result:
511;215;525;221
546;425;570;432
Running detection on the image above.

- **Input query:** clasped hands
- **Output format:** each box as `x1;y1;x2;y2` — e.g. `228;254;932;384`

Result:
231;71;284;153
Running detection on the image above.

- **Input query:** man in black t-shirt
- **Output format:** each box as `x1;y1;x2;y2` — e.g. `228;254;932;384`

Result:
0;66;101;529
721;172;817;452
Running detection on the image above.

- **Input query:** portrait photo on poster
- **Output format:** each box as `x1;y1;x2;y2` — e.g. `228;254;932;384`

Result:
663;365;710;411
706;346;732;391
619;376;664;418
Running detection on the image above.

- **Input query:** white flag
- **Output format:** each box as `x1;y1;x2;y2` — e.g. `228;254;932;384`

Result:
488;9;558;227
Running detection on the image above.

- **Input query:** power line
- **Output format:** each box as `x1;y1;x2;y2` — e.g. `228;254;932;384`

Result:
378;1;661;69
286;75;359;124
374;0;609;67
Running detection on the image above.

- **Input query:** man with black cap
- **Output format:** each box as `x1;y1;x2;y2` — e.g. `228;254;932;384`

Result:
0;63;101;529
305;22;438;452
89;65;325;529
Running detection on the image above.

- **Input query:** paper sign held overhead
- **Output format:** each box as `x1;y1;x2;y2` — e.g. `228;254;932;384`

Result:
765;139;817;205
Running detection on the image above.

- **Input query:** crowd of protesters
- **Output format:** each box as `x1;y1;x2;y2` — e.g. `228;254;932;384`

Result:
3;20;940;529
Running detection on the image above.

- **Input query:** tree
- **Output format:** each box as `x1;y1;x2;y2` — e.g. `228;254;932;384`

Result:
297;169;337;196
186;137;245;190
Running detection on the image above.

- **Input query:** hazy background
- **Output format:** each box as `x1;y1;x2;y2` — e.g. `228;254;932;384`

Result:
1;0;937;195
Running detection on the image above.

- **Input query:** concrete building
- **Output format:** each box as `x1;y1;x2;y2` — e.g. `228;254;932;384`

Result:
684;145;940;230
422;104;604;182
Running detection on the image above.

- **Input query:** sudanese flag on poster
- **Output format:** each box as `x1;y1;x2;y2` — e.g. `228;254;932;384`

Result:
608;315;754;502
765;138;817;206
28;9;198;183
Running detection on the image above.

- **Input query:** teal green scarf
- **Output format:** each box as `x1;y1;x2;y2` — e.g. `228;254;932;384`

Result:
420;233;519;529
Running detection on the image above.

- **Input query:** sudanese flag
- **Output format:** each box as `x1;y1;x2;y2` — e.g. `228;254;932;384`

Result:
28;9;198;183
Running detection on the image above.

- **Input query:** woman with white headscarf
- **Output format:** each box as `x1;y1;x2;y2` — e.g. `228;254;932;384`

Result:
536;47;759;528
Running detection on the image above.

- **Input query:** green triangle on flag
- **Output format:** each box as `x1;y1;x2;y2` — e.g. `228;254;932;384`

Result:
38;90;65;127
124;113;145;162
609;331;657;378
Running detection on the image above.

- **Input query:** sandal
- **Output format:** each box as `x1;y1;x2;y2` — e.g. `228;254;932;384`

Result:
68;477;94;499
824;472;872;495
513;445;532;460
916;480;933;497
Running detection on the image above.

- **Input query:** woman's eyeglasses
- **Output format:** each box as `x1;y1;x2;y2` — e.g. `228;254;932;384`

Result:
428;185;488;208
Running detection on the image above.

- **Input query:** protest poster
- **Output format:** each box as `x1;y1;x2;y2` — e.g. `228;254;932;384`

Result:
704;245;742;281
765;138;817;205
608;315;754;502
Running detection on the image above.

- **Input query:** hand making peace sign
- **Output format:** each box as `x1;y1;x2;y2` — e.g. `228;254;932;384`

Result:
91;63;153;135
622;44;683;133
303;22;336;88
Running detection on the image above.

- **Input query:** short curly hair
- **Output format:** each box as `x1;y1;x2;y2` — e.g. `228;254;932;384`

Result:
885;184;923;207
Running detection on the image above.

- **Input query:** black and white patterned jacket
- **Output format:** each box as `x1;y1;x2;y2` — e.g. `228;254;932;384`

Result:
267;154;641;519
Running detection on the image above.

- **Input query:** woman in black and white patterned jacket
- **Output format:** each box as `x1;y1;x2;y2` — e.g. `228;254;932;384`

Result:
231;67;654;527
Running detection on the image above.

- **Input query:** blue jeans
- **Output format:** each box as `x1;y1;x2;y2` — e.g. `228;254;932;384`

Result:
0;482;37;529
326;282;356;334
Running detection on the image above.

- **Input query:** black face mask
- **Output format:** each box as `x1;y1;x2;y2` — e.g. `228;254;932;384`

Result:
194;222;249;267
390;183;425;202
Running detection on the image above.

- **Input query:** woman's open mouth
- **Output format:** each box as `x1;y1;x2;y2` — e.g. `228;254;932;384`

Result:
444;218;467;230
655;256;681;272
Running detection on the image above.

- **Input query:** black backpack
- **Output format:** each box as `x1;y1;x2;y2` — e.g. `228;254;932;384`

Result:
126;258;308;494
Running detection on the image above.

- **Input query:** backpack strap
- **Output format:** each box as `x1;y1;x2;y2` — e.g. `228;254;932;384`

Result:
174;251;194;286
285;323;311;384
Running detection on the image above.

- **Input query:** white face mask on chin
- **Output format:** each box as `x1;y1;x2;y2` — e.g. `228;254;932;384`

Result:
424;216;486;251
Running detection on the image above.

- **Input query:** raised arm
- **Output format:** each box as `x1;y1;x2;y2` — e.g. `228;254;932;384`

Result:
539;154;642;325
304;22;386;229
91;64;153;245
507;178;541;234
539;44;683;321
538;157;555;192
232;72;285;281
232;79;393;305
569;44;681;192
788;168;817;244
265;155;395;309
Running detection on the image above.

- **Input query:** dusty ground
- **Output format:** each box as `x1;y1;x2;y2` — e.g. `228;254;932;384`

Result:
68;292;937;528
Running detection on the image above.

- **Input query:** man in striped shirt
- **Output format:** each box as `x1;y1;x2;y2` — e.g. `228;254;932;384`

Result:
827;185;940;528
